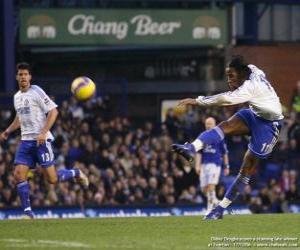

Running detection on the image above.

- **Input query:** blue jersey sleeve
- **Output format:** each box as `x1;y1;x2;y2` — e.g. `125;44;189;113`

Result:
220;140;228;155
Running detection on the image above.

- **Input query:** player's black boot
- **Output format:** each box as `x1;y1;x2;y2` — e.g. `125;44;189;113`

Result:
22;210;34;219
171;143;196;163
203;205;224;220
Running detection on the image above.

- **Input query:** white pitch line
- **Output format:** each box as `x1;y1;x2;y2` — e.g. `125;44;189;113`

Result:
37;240;93;248
0;238;94;248
0;238;214;250
0;239;27;243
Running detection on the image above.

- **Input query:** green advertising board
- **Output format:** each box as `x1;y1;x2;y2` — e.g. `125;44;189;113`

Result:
20;9;227;46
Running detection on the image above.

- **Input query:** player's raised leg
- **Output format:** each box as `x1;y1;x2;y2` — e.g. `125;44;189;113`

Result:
38;141;89;188
172;114;250;219
43;166;89;188
172;115;248;162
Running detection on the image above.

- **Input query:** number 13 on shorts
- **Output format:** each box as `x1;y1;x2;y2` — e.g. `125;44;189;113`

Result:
37;141;54;167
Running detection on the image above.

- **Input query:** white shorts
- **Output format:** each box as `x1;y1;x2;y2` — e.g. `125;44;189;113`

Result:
200;163;221;188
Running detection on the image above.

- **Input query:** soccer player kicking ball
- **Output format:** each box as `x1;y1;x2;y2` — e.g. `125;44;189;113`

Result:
195;117;230;215
0;62;89;219
172;56;283;220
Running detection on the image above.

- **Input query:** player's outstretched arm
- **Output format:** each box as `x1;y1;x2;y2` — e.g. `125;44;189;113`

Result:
37;108;58;145
177;98;198;106
198;81;255;106
178;80;254;107
0;115;20;141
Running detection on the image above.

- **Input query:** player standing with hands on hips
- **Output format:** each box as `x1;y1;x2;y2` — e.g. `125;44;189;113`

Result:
172;56;283;220
0;62;89;219
195;117;230;214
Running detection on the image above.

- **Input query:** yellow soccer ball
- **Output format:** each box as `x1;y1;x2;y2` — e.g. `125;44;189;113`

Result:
71;76;96;101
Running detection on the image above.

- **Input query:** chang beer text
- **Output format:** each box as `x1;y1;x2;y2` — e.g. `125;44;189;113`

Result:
67;14;182;40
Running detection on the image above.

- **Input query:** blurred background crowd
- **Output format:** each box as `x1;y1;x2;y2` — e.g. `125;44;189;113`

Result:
1;93;299;213
1;0;300;215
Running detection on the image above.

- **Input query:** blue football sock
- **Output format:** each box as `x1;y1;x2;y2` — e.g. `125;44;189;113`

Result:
17;181;31;211
224;173;250;201
57;169;80;182
198;126;224;145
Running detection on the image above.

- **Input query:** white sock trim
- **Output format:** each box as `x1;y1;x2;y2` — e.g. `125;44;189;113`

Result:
24;207;32;212
192;139;203;152
219;197;232;208
17;181;28;188
214;127;225;140
237;173;251;184
71;170;76;177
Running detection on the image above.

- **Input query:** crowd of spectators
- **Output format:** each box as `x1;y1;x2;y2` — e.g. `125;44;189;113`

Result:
0;94;299;213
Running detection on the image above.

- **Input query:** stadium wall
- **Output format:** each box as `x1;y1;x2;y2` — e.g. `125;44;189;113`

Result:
0;205;251;220
1;204;300;220
231;44;300;108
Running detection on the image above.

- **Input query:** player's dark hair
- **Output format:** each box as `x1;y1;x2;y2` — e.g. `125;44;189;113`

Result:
16;62;31;74
228;55;251;79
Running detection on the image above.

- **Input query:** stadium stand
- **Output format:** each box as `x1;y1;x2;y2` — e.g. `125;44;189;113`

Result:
0;95;299;213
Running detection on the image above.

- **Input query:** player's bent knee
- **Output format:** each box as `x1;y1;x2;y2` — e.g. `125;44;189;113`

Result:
47;176;58;184
14;168;27;182
14;172;23;183
218;120;234;135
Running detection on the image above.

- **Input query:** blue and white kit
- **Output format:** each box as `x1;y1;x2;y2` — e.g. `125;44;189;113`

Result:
195;64;284;159
200;140;228;187
14;85;58;168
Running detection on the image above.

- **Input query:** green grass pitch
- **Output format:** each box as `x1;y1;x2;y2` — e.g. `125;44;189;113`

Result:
0;214;299;249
